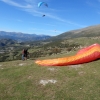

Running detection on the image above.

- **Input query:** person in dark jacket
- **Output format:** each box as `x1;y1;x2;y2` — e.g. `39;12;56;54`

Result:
22;49;25;60
24;49;28;60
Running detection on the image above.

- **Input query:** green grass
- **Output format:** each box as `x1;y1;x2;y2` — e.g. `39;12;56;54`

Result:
67;37;100;46
0;51;100;100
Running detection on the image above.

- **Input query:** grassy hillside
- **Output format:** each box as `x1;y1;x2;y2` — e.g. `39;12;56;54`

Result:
0;24;100;99
49;25;100;40
0;50;100;100
0;36;100;62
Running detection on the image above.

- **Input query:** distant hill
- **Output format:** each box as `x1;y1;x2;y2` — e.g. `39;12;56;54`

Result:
0;31;52;42
0;39;17;46
49;24;100;40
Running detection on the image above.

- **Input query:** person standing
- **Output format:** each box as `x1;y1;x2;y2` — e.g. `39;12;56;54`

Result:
24;49;28;60
22;49;25;60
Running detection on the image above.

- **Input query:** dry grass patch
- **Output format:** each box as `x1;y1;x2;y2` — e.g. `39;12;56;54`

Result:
69;64;83;68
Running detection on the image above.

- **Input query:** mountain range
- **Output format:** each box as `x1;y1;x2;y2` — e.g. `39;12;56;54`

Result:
0;24;100;43
0;31;52;42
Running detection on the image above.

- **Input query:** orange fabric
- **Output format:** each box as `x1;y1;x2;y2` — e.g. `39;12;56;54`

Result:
35;43;100;66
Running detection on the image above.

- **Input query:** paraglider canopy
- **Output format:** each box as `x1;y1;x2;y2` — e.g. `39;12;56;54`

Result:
38;2;48;7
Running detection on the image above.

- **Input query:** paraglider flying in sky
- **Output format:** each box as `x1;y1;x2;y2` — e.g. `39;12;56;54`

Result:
38;2;48;17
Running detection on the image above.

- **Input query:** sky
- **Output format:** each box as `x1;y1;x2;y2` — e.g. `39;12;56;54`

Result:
0;0;100;36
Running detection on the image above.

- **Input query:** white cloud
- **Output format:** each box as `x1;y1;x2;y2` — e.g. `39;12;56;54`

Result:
46;14;85;27
1;0;32;8
1;0;85;27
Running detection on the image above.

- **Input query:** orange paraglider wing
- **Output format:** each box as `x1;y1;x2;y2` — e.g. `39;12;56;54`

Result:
35;43;100;66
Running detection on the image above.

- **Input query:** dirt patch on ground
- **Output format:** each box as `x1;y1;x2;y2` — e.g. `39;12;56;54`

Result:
19;63;26;66
39;79;57;86
69;65;83;70
47;68;58;72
